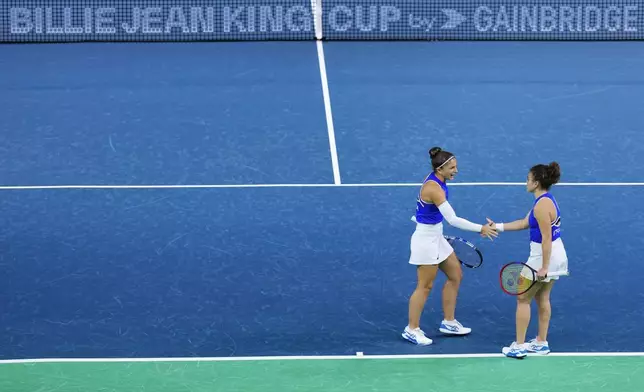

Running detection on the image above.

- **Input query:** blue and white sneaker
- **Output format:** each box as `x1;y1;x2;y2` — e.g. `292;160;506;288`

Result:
502;342;528;359
402;326;433;346
526;339;551;355
439;319;472;335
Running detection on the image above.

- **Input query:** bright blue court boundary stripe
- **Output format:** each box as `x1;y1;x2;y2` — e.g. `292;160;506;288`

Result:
1;182;644;190
2;352;644;364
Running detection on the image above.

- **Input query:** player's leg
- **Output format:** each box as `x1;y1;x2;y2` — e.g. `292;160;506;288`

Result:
527;280;555;354
437;252;471;335
503;282;540;359
404;265;439;345
515;282;540;343
408;265;439;329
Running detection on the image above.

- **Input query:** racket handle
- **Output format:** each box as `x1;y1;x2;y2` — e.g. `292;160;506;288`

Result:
546;271;569;277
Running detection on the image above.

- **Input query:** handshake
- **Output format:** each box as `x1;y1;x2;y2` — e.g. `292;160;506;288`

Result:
480;217;501;240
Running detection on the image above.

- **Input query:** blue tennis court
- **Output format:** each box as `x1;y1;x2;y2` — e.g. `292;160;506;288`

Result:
3;38;644;358
2;1;644;390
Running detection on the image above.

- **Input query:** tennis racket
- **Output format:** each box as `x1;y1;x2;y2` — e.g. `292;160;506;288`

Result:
410;216;483;269
444;236;483;268
499;262;569;296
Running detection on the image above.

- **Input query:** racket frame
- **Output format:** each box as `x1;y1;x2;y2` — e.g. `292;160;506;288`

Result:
499;261;569;296
444;235;483;269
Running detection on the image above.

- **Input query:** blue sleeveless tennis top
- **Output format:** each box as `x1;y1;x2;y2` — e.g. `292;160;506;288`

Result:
415;172;448;225
528;193;561;243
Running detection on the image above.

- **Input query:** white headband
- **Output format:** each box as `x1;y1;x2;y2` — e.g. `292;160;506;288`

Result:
436;155;455;169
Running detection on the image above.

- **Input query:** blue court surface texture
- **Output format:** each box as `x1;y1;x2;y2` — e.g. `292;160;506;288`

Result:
1;41;644;361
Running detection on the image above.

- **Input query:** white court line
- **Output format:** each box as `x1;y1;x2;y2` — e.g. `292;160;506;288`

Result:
310;0;323;40
2;352;644;364
1;182;644;190
316;40;342;185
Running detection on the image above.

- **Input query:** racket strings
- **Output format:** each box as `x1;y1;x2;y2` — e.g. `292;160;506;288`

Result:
501;264;534;295
449;240;482;268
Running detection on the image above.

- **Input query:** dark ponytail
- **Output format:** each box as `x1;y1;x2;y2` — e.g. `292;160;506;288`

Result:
530;162;561;190
429;147;455;171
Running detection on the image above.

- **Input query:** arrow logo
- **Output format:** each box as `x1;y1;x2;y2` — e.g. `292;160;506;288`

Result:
441;9;466;29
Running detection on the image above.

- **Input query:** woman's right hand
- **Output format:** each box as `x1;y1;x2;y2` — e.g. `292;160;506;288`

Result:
486;217;497;230
480;223;498;240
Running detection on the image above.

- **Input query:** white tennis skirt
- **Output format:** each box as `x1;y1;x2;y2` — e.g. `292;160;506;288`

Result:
409;222;454;266
525;238;569;282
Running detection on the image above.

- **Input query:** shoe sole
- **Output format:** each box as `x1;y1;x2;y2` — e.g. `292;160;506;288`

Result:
502;349;527;359
439;327;471;335
402;333;433;346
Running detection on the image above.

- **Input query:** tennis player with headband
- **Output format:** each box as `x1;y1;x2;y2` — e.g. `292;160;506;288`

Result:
403;147;497;346
488;162;568;358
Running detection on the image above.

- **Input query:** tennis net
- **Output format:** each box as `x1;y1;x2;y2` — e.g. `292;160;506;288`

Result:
2;0;643;42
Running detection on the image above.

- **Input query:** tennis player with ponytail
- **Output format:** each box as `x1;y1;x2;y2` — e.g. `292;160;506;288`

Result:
402;147;497;346
488;162;569;358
